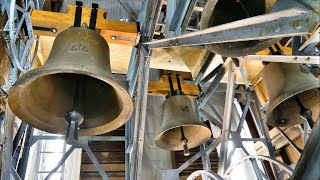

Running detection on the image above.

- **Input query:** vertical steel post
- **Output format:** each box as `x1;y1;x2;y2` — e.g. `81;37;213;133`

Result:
1;104;15;180
217;63;236;175
130;47;151;180
200;144;211;180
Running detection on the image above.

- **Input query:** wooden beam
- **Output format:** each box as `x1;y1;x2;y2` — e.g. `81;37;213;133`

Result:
31;5;138;46
148;80;200;97
0;40;10;86
81;164;125;172
254;126;302;156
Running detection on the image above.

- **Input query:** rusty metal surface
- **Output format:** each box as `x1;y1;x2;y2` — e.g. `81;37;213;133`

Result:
155;95;212;151
8;27;133;136
262;62;320;127
200;0;279;57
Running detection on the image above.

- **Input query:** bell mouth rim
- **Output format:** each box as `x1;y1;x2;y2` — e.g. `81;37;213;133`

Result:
8;64;133;136
266;83;320;127
155;124;212;151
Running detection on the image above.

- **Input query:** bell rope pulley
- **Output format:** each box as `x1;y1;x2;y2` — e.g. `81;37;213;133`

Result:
155;73;212;156
8;2;133;139
262;62;320;127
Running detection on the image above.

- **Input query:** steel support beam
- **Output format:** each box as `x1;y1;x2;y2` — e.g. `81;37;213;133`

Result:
194;52;215;85
181;0;197;31
291;116;320;180
130;47;151;180
165;0;176;37
145;1;318;48
250;92;280;180
239;54;320;64
200;108;223;128
198;58;230;109
217;63;237;175
236;98;250;132
115;0;138;21
169;0;191;32
224;155;293;178
1;104;15;180
275;127;302;154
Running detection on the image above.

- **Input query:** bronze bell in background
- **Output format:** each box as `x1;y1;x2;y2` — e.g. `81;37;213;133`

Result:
262;63;320;127
155;74;212;156
200;0;279;57
8;27;133;136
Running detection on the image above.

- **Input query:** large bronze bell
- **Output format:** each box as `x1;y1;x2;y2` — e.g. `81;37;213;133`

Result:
8;27;133;136
262;63;320;127
200;0;279;57
155;95;212;153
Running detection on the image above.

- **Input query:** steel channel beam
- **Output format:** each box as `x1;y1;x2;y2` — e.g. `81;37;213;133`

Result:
275;127;302;154
115;0;138;21
200;64;223;86
44;145;76;180
169;0;191;32
194;52;215;85
11;166;22;180
241;146;264;180
83;145;110;180
200;108;223;128
240;54;320;64
217;63;237;175
177;136;221;173
17;127;34;179
181;0;197;31
1;104;15;180
207;102;224;124
236;98;251;132
145;6;314;48
200;144;211;180
130;47;151;180
198;58;230;109
30;136;125;144
224;155;293;178
165;0;176;37
303;121;310;145
12;122;27;154
251;92;280;180
129;0;162;178
291;116;320;180
126;47;138;82
125;118;131;180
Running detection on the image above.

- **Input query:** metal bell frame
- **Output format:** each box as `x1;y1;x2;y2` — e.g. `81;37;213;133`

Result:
1;0;320;180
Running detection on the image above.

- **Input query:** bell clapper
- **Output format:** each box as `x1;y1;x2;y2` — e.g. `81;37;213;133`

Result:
294;95;314;128
180;127;190;156
65;75;85;144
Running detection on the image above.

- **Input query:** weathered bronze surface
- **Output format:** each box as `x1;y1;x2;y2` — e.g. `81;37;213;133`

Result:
262;63;320;127
155;95;212;151
8;27;133;136
200;0;279;57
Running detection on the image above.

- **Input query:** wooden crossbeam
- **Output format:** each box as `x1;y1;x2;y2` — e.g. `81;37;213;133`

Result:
148;77;200;97
31;5;138;46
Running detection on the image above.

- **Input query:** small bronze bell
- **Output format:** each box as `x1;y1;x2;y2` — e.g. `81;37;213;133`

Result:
155;74;211;154
8;27;133;136
262;63;320;127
